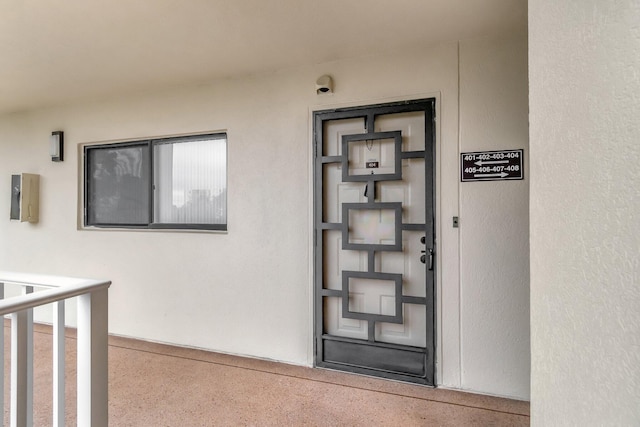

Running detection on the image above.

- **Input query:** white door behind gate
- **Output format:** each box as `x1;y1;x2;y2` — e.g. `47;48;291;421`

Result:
314;100;435;385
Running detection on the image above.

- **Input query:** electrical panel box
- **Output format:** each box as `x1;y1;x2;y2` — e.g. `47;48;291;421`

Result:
10;173;40;223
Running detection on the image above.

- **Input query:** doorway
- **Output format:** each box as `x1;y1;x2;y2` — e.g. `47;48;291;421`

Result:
313;99;436;385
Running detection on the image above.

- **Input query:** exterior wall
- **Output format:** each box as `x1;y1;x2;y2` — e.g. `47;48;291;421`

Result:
529;1;640;424
0;32;529;399
459;32;530;399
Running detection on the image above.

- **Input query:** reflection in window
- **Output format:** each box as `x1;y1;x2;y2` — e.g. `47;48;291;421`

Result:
85;133;227;231
154;137;226;225
87;144;150;225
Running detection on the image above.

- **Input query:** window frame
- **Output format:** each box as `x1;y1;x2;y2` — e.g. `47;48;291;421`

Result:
83;132;228;232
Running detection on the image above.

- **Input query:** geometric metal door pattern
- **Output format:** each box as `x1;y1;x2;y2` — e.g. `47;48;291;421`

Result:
313;99;436;385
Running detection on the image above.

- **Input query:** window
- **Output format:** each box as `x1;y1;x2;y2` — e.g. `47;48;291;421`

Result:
84;133;227;231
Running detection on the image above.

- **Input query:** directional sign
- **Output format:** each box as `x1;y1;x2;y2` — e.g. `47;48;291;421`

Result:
460;149;524;182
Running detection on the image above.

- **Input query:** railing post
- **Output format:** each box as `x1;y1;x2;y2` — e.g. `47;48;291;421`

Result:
77;288;108;427
53;301;65;427
11;309;31;427
10;286;34;427
23;286;34;427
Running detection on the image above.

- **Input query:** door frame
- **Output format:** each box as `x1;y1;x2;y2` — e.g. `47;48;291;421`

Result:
312;98;437;385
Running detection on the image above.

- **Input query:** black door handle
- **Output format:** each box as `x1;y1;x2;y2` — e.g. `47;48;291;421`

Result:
420;248;434;270
420;236;434;270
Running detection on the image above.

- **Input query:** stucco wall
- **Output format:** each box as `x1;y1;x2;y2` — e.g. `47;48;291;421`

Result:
530;0;640;424
0;32;529;399
459;33;530;399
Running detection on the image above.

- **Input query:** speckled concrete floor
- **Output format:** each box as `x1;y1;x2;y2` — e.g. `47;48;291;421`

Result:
5;324;529;426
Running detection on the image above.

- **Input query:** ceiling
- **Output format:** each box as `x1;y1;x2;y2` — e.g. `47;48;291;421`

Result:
0;0;526;115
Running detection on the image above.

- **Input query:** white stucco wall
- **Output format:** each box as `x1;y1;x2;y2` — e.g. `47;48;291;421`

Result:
459;32;530;399
0;32;529;399
530;1;640;424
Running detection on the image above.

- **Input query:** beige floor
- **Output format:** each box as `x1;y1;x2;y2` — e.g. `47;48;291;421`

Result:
5;324;529;426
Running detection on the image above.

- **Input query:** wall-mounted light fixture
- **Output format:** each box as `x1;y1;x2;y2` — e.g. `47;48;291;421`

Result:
316;75;333;94
50;131;64;162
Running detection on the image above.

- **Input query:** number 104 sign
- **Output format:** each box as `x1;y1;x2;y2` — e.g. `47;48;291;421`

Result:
460;149;524;182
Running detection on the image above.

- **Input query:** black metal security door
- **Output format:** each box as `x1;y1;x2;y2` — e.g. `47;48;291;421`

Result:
314;99;436;385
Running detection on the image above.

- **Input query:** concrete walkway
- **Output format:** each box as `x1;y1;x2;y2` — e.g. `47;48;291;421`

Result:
7;324;529;426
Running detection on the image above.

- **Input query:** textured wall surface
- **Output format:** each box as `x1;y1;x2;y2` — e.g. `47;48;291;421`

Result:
459;33;530;400
0;32;530;398
529;0;640;424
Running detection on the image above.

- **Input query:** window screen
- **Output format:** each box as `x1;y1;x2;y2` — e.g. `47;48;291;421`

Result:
85;133;227;231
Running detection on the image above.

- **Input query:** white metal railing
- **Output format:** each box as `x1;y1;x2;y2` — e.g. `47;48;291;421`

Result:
0;272;111;427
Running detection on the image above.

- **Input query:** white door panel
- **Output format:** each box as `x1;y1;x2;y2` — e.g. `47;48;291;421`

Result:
323;114;426;347
375;111;426;151
324;296;368;340
376;304;427;346
323;118;365;156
